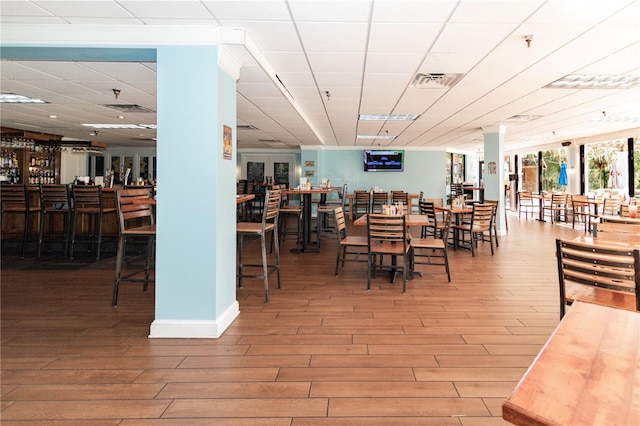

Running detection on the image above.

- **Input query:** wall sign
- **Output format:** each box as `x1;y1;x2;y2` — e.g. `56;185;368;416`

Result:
223;125;232;160
488;161;497;175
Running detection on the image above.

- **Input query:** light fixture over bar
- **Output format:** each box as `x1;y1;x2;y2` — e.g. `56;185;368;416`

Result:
0;93;48;103
359;114;419;121
545;74;639;89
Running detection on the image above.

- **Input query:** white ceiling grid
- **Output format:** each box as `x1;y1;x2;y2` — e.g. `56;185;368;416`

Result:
0;0;638;151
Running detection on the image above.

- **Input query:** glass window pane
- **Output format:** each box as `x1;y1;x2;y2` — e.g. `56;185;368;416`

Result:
247;161;265;186
273;162;289;186
452;153;465;183
585;140;627;195
111;156;121;184
542;148;566;192
124;156;133;185
140;156;149;180
96;156;105;176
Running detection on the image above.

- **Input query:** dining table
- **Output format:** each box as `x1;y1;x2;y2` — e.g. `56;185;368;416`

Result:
354;213;433;282
236;194;255;204
598;214;640;224
283;188;332;253
502;300;640;426
572;233;640;248
435;205;473;249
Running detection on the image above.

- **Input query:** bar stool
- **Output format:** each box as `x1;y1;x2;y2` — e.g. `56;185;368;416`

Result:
1;183;39;258
70;185;117;260
113;188;156;306
237;189;281;302
38;184;72;258
278;189;303;252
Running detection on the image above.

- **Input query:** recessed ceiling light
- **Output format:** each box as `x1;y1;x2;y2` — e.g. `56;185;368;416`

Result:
359;114;419;121
82;124;157;129
48;115;57;119
117;115;125;119
357;135;396;140
0;93;48;103
545;74;639;89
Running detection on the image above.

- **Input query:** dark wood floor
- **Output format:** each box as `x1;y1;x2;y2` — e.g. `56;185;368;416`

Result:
1;211;582;425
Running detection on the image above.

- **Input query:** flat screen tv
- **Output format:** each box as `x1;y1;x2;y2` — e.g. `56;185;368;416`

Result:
363;150;404;172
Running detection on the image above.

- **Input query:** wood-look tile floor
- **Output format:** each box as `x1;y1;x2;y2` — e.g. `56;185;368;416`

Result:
1;212;582;425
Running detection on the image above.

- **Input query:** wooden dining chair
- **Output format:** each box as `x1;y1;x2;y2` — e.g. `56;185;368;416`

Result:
333;206;368;275
113;188;156;307
237;189;281;302
1;183;39;258
418;200;444;239
570;194;593;232
391;190;408;206
366;213;411;292
451;203;495;256
353;190;371;219
517;191;536;219
371;191;388;213
410;209;452;282
278;188;303;252
483;199;500;247
543;193;568;223
37;184;72;258
602;196;623;216
555;238;640;319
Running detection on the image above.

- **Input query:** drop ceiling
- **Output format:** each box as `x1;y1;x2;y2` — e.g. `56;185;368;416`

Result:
1;0;639;153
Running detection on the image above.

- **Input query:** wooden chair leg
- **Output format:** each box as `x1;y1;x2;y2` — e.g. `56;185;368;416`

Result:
260;233;269;302
112;235;126;307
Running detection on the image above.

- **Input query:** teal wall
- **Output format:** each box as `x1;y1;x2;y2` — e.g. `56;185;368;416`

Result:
239;148;448;201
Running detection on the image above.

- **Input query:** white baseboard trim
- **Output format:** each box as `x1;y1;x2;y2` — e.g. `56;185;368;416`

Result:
148;301;240;338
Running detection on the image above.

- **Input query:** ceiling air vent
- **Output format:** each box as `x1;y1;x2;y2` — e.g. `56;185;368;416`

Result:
103;104;155;113
505;115;542;122
237;125;258;130
411;73;464;89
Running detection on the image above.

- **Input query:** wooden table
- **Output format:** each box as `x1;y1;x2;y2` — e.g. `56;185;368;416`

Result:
599;214;640;225
353;213;431;227
284;188;331;253
436;205;472;250
531;194;549;222
236;194;255;204
502;301;640;426
354;213;430;281
572;234;640;248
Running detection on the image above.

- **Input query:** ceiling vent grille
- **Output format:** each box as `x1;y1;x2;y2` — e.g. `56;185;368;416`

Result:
103;104;155;113
505;115;542;122
237;125;258;130
411;73;464;89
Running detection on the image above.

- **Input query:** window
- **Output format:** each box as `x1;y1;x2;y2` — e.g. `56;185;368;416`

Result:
585;140;627;195
541;148;567;192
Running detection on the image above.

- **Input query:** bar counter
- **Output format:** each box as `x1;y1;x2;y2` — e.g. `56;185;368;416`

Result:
1;185;120;243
